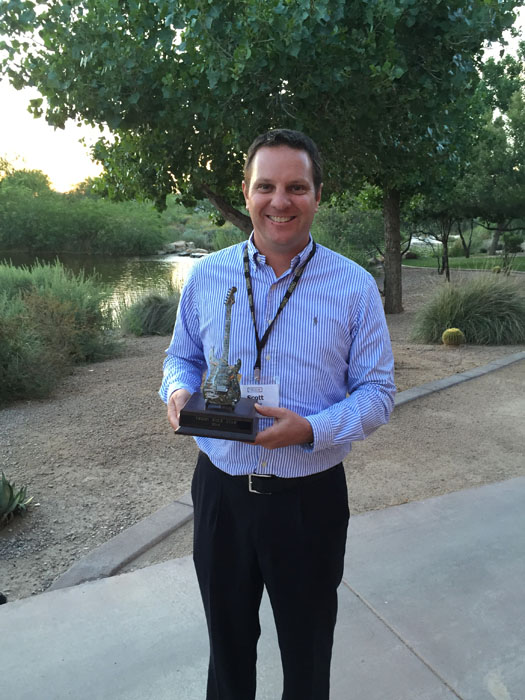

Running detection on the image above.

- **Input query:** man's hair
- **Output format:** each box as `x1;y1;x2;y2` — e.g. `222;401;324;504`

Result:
244;129;323;194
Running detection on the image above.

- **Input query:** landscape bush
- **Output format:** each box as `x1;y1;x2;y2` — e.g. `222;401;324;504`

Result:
411;275;525;345
211;226;247;251
0;261;119;404
311;204;382;273
120;290;181;336
0;183;168;255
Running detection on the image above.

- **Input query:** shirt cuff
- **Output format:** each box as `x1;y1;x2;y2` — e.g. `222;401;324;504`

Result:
304;412;334;453
164;384;196;404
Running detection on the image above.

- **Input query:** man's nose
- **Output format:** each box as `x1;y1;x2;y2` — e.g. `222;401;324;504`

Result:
271;187;291;208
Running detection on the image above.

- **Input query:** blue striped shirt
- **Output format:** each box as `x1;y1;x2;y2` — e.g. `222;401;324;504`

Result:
159;236;395;477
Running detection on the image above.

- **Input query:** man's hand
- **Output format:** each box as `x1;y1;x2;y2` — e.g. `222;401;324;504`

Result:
253;404;314;450
167;389;192;431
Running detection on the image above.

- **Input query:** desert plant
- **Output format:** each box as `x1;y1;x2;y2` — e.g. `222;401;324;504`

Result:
120;291;181;336
0;261;120;403
0;295;63;402
0;473;33;528
412;276;525;345
441;328;466;346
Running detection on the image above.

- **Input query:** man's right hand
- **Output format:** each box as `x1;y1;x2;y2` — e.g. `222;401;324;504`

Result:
167;389;192;431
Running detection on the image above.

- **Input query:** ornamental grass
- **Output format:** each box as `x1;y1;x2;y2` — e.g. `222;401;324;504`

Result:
411;275;525;345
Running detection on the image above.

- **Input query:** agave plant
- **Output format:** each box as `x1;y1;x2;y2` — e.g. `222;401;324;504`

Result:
0;472;33;528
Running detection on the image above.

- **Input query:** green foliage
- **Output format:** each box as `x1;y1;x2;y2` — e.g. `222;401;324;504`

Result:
0;0;518;208
412;276;525;345
211;227;247;252
313;203;383;255
0;168;52;194
0;172;168;255
0;261;119;404
441;328;466;346
502;230;525;254
0;0;519;313
402;255;525;272
120;291;180;336
0;472;33;528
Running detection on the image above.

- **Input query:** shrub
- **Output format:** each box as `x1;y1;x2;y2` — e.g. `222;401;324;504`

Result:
120;291;181;336
179;229;212;250
0;294;62;402
211;227;247;251
412;276;525;345
0;182;167;255
311;204;382;273
0;261;119;404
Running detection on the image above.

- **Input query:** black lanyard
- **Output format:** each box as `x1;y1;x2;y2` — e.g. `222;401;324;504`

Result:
243;241;317;381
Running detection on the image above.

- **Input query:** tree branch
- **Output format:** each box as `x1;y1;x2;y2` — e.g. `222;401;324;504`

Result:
199;183;252;234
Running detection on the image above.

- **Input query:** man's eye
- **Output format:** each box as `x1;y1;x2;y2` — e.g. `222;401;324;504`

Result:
257;184;271;191
291;185;306;192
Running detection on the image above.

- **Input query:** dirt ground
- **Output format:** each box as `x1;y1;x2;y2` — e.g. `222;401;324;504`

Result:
1;266;524;602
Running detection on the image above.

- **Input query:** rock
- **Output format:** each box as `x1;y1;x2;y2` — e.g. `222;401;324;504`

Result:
158;241;209;256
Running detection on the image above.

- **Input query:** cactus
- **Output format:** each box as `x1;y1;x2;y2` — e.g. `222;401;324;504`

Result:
0;473;33;528
441;328;466;346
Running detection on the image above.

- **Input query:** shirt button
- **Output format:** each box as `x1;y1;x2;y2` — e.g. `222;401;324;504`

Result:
266;354;271;361
261;461;267;469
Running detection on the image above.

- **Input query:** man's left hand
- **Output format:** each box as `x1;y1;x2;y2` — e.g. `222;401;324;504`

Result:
253;404;313;449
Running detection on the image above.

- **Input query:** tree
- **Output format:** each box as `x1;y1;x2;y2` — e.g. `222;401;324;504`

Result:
0;168;52;195
449;97;525;254
1;0;519;312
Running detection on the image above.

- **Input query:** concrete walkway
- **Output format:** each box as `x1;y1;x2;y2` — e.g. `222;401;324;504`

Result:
2;356;525;699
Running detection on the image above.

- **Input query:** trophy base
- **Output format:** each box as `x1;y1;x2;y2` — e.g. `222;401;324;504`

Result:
176;393;259;442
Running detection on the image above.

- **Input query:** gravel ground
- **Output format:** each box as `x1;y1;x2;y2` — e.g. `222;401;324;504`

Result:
1;266;524;602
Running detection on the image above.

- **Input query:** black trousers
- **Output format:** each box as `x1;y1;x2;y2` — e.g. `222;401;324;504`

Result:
191;452;350;700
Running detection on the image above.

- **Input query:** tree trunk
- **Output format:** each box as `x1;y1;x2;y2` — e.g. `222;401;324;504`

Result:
200;183;252;235
442;237;450;282
457;219;473;259
383;188;403;314
488;222;506;256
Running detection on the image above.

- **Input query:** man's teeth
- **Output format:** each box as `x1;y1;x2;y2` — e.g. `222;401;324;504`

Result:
268;216;294;222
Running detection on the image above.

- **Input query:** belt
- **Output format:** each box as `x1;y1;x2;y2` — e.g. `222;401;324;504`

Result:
237;464;341;495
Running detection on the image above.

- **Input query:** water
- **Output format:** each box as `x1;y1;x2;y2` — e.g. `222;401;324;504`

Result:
1;252;198;307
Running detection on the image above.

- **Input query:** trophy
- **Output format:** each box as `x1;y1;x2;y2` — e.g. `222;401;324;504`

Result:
176;287;259;442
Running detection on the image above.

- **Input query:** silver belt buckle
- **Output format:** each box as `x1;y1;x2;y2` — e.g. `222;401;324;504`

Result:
248;473;273;494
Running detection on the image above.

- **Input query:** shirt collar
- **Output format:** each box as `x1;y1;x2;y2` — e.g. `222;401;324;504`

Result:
246;232;314;272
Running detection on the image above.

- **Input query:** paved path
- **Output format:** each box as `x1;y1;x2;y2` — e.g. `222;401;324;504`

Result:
2;357;525;699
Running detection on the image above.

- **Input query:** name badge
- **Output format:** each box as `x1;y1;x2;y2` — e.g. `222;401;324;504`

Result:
240;383;279;407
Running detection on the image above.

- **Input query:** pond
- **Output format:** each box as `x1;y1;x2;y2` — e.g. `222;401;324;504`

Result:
1;251;198;308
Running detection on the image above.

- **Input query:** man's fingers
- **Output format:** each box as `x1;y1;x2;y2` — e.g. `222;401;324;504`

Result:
168;389;191;431
253;408;313;449
254;403;285;418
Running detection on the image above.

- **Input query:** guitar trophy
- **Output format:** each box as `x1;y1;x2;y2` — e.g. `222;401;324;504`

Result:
176;287;259;442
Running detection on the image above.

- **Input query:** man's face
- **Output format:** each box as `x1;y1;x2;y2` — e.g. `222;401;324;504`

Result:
242;145;321;260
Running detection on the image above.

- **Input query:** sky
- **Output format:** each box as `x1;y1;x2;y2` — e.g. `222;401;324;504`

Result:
0;9;522;193
0;80;104;192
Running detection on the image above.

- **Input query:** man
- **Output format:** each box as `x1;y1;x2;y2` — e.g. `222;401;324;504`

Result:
160;129;395;700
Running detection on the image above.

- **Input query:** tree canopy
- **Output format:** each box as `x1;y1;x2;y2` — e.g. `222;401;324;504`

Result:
1;0;520;311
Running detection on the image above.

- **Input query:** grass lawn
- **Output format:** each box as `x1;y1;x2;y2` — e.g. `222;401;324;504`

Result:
403;255;525;272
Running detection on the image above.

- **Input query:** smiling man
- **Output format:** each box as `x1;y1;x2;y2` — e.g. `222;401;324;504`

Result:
160;129;395;700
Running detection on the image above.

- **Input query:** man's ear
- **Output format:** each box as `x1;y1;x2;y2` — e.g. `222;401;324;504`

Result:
242;181;249;207
315;183;323;211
